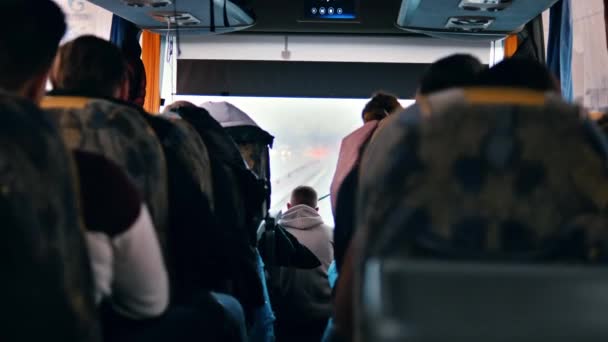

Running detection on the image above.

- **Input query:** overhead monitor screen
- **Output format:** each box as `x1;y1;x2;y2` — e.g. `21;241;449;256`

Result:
303;0;358;20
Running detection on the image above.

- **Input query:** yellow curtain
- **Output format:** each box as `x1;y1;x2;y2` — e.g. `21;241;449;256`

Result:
504;34;519;58
141;30;162;113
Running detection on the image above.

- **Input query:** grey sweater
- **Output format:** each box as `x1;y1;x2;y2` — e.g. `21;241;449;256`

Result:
276;205;334;322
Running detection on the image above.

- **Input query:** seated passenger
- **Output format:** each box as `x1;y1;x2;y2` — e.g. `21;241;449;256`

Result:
45;34;173;318
274;186;333;342
339;69;608;341
125;56;147;108
0;1;100;340
75;150;168;319
48;35;247;342
477;57;561;93
45;35;169;246
47;33;169;321
416;53;485;100
164;101;272;341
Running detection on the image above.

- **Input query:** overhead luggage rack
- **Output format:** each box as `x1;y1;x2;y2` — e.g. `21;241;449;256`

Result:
87;0;255;34
445;16;495;32
458;0;513;12
122;0;173;8
396;0;559;40
151;12;201;26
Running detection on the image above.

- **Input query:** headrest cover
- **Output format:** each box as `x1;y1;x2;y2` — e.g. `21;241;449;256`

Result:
358;94;608;261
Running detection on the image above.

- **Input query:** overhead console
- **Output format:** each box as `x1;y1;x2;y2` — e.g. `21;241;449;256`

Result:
86;0;255;34
396;0;559;40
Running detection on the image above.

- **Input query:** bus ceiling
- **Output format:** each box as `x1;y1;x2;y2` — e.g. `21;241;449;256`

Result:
88;0;559;40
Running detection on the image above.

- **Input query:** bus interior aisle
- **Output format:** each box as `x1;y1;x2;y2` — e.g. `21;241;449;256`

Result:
3;0;608;341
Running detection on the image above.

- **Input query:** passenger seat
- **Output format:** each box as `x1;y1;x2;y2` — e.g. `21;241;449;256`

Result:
0;94;101;341
347;87;608;341
170;105;267;321
40;95;169;247
147;112;217;304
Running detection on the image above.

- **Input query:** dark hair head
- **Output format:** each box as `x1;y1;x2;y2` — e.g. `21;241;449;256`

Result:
126;57;147;107
477;58;560;93
362;92;401;123
0;0;66;93
51;35;127;98
163;101;198;114
290;186;318;208
418;54;485;96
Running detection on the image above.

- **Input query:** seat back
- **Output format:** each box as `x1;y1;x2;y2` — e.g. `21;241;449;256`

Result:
41;96;169;246
151;113;217;302
358;88;608;262
361;259;608;342
0;95;100;341
172;105;266;314
353;87;608;341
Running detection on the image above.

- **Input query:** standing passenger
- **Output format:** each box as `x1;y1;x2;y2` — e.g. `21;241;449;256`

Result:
330;93;402;271
332;54;485;342
274;186;334;342
477;57;561;93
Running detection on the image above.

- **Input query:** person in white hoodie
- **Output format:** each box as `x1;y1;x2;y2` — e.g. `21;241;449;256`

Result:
275;186;334;342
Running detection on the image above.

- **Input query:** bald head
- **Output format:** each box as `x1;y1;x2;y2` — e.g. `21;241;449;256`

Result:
289;186;318;209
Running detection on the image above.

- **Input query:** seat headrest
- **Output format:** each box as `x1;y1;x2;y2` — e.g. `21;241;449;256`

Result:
357;88;608;261
418;87;561;116
40;96;93;110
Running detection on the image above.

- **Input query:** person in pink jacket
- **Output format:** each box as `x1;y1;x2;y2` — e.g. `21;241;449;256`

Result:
330;93;403;215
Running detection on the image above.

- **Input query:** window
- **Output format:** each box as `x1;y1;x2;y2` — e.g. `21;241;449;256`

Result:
169;96;414;226
543;0;608;110
53;0;112;41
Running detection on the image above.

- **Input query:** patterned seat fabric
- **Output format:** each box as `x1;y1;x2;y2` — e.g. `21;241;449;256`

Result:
149;113;217;303
0;94;100;341
176;106;266;316
42;96;169;247
358;88;608;262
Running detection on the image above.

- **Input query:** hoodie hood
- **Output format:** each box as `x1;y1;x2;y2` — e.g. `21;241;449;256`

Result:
279;205;324;230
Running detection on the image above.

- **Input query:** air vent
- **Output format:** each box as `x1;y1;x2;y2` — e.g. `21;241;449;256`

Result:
151;12;201;26
446;16;495;32
459;0;512;12
122;0;172;8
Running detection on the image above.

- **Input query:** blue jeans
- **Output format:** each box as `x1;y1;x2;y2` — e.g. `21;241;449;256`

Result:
321;261;339;342
328;261;338;288
248;250;276;342
212;293;248;342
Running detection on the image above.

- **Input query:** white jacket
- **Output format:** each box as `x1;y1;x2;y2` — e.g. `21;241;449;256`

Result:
278;204;334;271
85;205;169;319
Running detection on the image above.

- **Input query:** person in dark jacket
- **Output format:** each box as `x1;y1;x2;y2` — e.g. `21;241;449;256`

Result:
165;101;274;342
274;186;334;342
477;57;561;93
